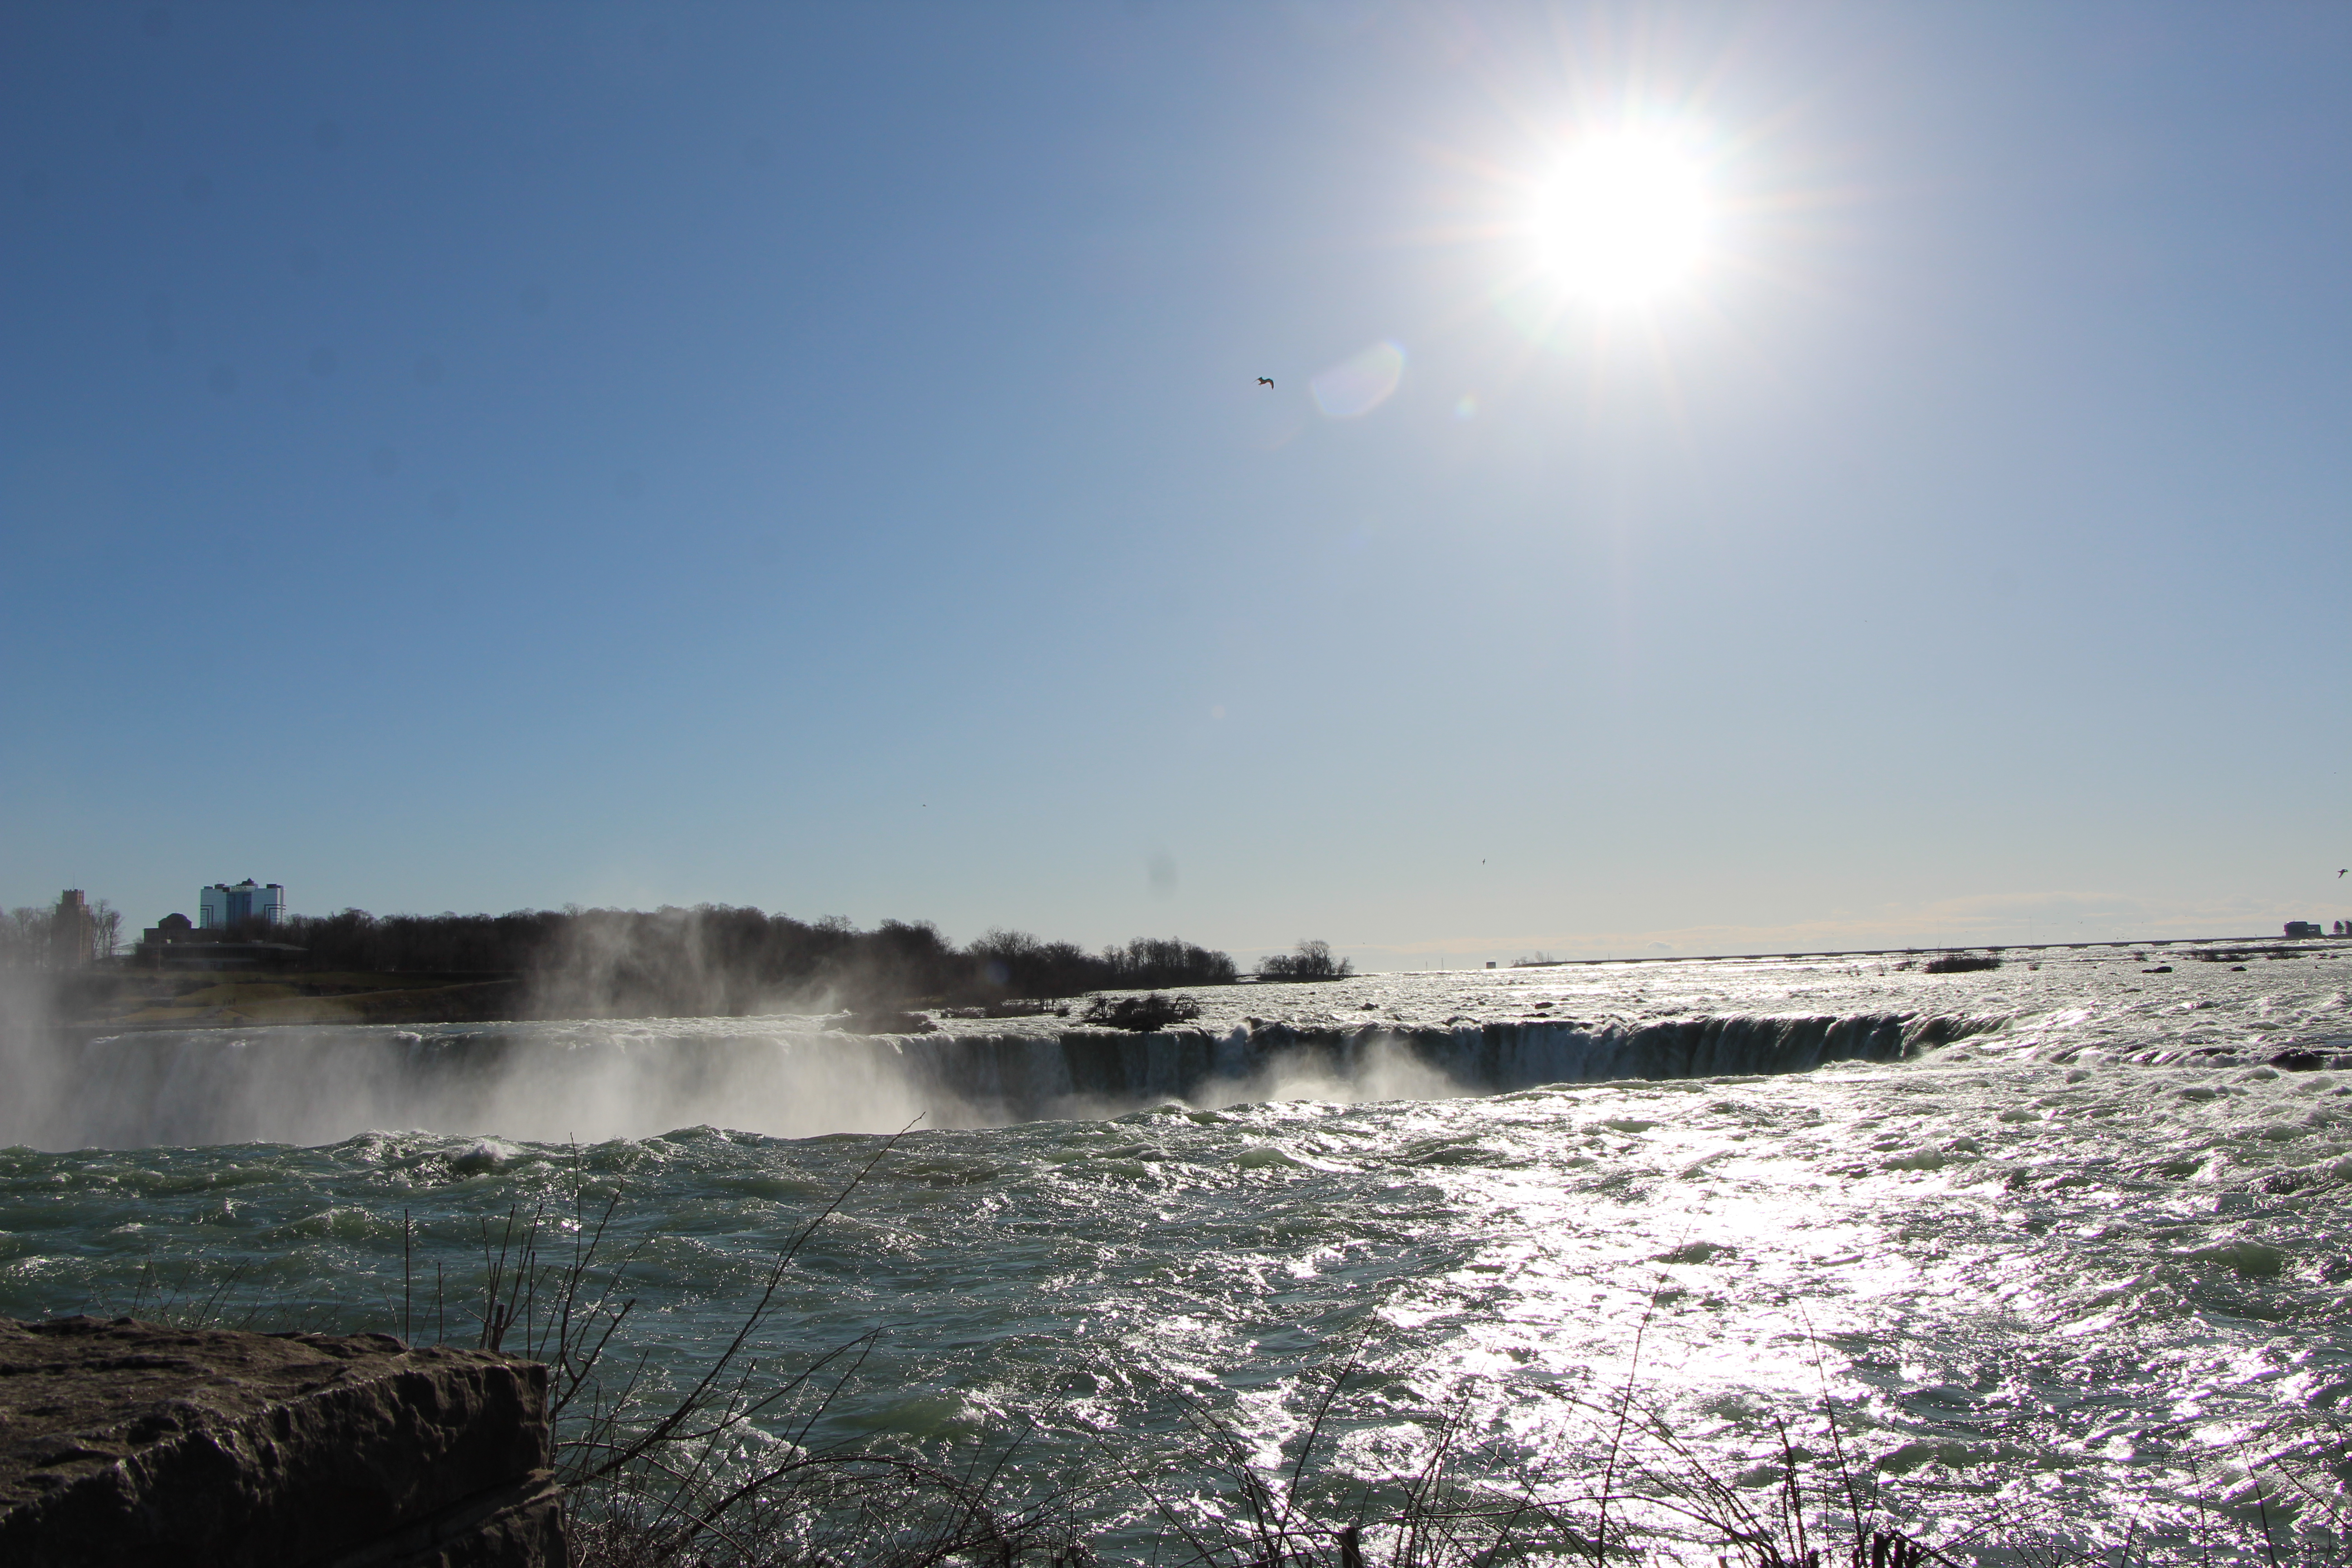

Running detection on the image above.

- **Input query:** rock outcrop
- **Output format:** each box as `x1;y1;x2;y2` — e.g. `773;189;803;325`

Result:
0;1316;564;1567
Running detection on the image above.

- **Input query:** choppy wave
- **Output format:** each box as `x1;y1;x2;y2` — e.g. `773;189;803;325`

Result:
5;947;2352;1561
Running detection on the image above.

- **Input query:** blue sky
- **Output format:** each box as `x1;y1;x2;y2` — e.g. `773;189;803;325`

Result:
5;2;2349;966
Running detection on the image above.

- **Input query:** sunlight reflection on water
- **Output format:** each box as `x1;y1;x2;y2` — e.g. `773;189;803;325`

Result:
3;948;2348;1560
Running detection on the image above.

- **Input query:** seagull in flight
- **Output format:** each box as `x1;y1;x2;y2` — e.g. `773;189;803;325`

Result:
1257;377;1274;388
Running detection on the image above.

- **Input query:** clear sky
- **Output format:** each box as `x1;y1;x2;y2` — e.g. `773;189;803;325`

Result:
5;2;2349;967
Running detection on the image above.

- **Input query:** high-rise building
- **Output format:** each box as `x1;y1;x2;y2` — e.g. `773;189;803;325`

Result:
51;890;93;967
200;880;286;929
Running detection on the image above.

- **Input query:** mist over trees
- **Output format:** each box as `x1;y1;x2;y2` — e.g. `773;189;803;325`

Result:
2;900;122;969
255;906;1238;1018
9;897;1268;1022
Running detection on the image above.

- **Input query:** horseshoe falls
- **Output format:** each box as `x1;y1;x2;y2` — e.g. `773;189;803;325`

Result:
4;946;2348;1562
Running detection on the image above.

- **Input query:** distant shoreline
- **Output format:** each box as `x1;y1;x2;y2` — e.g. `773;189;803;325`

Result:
1504;932;2333;967
41;971;527;1035
30;932;2343;1037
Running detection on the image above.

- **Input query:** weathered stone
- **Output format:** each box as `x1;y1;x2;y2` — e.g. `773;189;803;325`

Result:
0;1316;565;1568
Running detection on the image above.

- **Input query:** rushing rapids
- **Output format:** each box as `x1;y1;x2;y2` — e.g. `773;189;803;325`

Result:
29;1008;2011;1149
4;942;2350;1562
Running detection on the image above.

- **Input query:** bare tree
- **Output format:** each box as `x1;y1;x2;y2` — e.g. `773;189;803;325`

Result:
0;907;49;969
89;900;123;962
1259;939;1351;981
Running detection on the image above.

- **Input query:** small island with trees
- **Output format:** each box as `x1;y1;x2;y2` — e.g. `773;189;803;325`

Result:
1254;938;1352;981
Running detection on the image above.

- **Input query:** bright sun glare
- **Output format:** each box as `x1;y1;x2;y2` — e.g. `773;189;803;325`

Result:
1535;131;1710;307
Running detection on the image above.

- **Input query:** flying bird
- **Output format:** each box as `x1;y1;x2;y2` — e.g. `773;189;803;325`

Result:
1257;377;1274;388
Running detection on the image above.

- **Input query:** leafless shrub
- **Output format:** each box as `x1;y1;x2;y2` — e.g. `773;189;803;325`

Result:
118;1140;2341;1567
1080;993;1201;1032
426;1125;1107;1568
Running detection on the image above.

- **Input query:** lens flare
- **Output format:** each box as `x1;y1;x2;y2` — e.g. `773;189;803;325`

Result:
1310;339;1406;418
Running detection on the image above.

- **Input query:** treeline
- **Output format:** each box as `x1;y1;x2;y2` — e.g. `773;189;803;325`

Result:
259;906;1236;1018
2;901;123;969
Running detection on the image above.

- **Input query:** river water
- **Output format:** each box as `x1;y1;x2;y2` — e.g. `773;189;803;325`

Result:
3;944;2348;1562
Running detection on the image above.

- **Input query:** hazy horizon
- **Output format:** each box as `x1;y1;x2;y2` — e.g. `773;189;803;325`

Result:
6;3;2349;971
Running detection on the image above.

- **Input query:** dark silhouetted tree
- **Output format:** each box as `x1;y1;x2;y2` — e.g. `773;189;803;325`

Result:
1259;939;1350;980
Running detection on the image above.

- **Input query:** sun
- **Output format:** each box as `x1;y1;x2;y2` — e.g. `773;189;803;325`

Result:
1533;130;1712;307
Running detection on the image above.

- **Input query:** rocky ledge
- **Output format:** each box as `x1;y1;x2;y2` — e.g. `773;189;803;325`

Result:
0;1316;564;1568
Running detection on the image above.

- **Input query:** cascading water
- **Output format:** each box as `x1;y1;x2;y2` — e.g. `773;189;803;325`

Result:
4;946;2349;1562
25;1008;2007;1149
